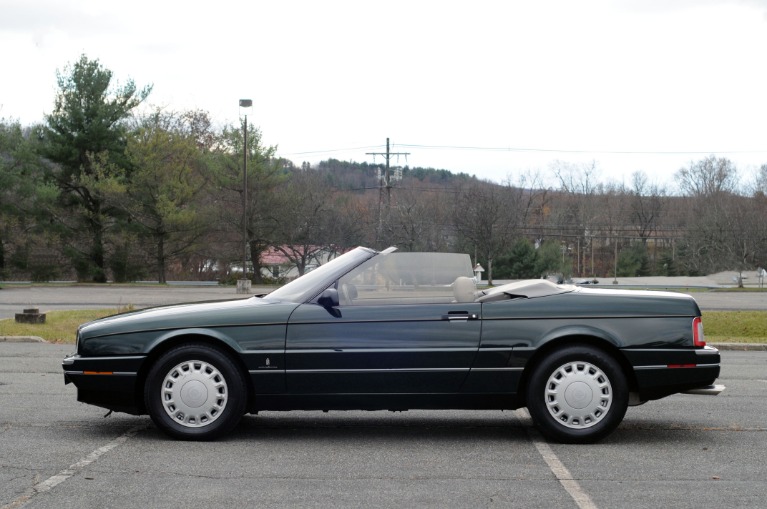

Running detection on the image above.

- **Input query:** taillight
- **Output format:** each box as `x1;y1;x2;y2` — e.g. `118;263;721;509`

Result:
692;316;706;347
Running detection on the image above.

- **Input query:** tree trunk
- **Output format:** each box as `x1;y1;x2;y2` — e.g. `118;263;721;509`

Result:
90;221;107;283
487;257;494;286
248;240;264;284
157;235;166;284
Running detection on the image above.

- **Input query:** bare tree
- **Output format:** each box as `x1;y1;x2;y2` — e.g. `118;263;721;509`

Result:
673;156;763;280
551;161;605;276
754;164;767;196
453;178;533;284
626;171;665;244
387;182;452;252
271;169;335;276
675;156;738;197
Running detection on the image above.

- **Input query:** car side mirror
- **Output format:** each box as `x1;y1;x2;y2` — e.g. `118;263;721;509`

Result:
317;288;340;308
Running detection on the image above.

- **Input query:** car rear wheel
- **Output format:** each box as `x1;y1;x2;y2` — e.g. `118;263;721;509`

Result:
144;343;247;440
526;345;628;444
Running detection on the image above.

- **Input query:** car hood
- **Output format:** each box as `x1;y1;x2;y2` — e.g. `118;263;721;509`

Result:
78;296;298;340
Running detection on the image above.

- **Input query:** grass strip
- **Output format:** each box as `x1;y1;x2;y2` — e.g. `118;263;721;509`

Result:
0;309;118;343
703;310;767;344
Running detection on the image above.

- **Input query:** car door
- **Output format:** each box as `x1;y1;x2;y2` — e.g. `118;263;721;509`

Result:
284;251;481;394
285;301;481;393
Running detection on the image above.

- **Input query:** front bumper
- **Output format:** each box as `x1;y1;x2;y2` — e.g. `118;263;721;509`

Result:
63;354;146;415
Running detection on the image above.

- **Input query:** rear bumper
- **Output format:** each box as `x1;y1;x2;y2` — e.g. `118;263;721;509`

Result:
625;346;722;401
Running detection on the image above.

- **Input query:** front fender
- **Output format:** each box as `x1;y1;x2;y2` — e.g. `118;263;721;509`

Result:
145;327;243;354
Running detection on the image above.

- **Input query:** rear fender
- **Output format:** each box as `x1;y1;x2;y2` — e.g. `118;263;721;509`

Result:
516;328;639;402
538;325;620;349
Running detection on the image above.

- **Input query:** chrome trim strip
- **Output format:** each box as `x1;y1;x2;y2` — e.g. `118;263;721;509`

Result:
634;364;719;370
64;371;136;376
65;355;146;362
478;347;514;352
470;367;524;372
482;315;693;321
623;347;721;354
286;348;478;354
243;350;284;355
622;348;694;353
286;367;470;373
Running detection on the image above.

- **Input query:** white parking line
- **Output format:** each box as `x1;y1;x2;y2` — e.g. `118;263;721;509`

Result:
2;424;146;509
514;409;599;509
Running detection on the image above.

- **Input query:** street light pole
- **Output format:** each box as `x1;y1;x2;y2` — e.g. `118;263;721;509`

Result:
237;99;253;294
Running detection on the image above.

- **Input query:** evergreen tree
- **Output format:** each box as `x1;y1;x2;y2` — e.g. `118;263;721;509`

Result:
40;55;151;281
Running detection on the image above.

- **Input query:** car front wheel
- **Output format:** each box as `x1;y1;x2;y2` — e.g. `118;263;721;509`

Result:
525;345;628;444
144;343;247;440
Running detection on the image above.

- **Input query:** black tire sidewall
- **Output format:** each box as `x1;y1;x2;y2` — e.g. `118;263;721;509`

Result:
526;345;628;444
144;343;247;440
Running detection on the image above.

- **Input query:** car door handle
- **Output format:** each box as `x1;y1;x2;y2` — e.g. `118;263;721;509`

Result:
442;312;479;321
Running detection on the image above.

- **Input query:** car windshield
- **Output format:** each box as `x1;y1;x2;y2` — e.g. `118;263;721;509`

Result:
265;247;377;303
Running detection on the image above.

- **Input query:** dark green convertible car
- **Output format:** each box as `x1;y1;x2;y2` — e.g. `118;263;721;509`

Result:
63;246;723;443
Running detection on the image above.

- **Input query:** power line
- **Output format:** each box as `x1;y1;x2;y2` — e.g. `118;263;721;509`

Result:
280;145;382;157
394;143;767;156
281;142;767;158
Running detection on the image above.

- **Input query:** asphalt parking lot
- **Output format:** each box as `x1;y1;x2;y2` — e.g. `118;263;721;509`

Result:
1;285;766;508
1;343;765;509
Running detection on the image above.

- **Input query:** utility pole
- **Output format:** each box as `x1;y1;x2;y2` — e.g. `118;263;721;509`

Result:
237;99;252;294
366;138;409;245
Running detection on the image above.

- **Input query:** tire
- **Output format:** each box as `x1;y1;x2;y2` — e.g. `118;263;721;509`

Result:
144;343;247;440
525;345;628;444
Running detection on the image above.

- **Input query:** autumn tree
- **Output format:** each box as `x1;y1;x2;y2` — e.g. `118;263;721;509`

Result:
209;122;283;283
93;109;212;283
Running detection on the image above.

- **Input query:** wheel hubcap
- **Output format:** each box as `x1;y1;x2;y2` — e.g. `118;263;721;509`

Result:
161;360;228;428
544;360;612;429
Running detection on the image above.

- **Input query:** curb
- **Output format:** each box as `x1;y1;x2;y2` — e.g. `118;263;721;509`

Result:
0;336;46;343
710;342;767;351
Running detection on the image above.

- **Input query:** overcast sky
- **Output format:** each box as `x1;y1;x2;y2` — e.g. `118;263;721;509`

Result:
2;0;766;189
